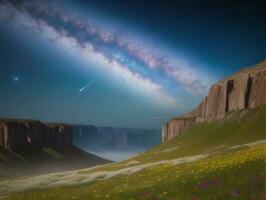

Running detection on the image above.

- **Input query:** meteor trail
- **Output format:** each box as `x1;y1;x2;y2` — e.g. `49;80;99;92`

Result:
78;79;96;93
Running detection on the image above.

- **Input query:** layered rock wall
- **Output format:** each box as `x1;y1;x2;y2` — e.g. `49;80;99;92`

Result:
163;61;266;142
0;120;73;150
162;117;195;142
249;71;266;108
0;123;8;147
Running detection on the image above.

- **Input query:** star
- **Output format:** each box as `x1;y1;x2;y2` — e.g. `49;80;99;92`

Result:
13;76;20;83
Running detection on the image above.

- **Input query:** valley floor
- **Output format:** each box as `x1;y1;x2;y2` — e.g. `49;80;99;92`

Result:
1;107;266;199
1;140;266;200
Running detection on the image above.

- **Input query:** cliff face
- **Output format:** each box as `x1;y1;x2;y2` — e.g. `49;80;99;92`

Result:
163;60;266;142
0;119;73;150
0;119;110;178
74;126;161;151
162;117;195;142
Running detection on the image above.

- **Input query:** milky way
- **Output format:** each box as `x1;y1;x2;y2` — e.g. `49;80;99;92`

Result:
0;0;211;107
0;0;265;128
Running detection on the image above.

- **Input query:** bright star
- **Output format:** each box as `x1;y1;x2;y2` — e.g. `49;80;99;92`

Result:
13;76;20;82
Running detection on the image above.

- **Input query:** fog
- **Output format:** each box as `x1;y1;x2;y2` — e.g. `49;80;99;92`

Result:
73;126;161;162
81;147;147;161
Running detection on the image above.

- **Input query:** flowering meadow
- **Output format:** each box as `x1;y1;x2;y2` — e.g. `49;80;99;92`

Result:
3;144;266;200
2;107;266;200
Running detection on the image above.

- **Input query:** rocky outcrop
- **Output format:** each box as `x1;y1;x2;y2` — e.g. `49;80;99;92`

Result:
0;119;111;178
163;60;266;142
162;117;195;142
249;70;266;108
0;123;8;147
0;119;73;150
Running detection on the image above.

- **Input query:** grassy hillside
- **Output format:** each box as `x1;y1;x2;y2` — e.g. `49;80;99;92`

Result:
0;146;110;179
1;107;266;199
78;106;266;173
137;106;266;163
3;144;266;200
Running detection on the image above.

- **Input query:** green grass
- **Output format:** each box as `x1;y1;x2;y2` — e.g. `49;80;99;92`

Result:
0;153;10;162
134;107;266;163
80;107;266;174
42;148;65;159
3;144;266;200
1;107;266;199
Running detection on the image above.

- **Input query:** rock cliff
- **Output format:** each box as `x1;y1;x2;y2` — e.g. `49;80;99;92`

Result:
73;126;161;161
0;119;72;150
162;117;195;142
0;119;110;178
163;60;266;142
74;126;161;150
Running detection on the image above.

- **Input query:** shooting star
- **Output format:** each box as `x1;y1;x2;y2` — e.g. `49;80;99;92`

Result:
78;79;97;93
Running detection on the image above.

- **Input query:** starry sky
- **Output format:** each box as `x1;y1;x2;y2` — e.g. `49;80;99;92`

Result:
0;0;266;128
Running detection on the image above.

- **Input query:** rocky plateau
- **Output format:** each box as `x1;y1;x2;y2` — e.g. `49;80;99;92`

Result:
163;60;266;142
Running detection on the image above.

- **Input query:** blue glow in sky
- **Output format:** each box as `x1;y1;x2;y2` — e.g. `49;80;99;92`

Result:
13;76;19;82
0;0;265;128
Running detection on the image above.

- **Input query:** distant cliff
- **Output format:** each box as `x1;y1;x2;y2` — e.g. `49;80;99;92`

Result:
163;60;266;142
0;119;72;150
0;119;110;178
74;126;161;149
74;126;161;160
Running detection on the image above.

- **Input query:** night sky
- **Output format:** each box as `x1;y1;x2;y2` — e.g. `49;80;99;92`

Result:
0;0;266;128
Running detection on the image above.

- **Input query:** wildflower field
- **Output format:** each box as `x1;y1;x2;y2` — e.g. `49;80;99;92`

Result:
3;144;266;200
1;107;266;200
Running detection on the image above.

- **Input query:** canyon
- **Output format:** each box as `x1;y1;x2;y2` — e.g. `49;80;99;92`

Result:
0;119;110;178
0;119;160;177
163;60;266;142
74;126;161;150
74;126;161;160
